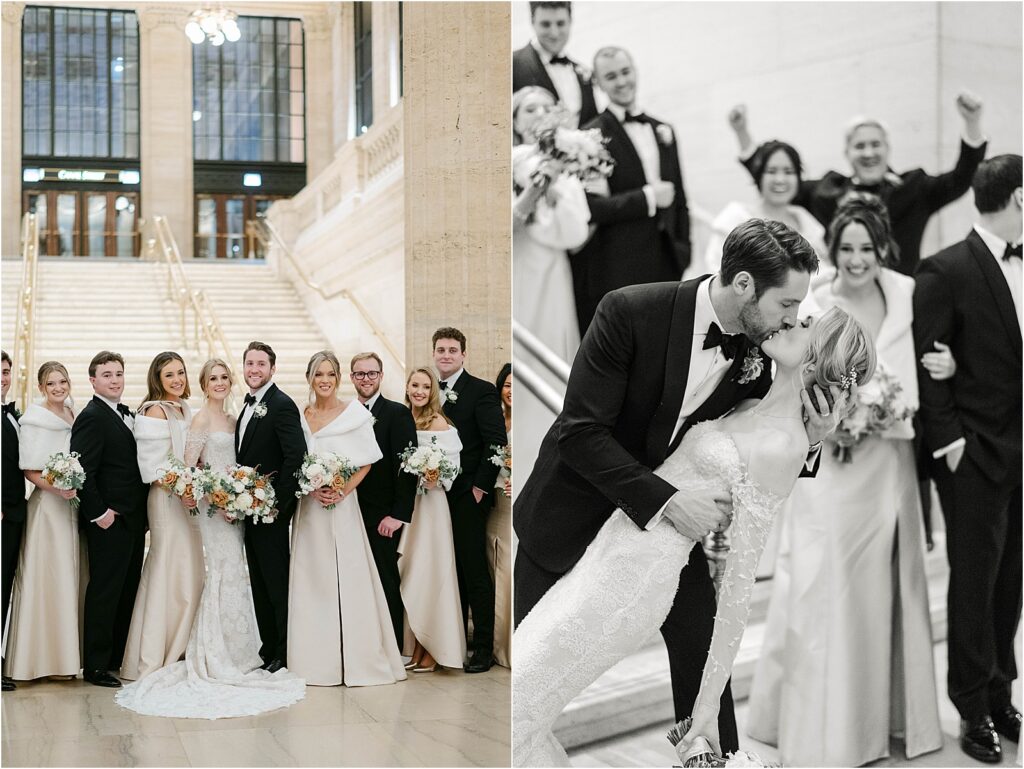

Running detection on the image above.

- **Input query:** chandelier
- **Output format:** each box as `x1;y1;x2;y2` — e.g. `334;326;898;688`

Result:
185;8;241;46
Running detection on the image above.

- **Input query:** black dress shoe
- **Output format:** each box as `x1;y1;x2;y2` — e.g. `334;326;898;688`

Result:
993;704;1022;743
463;651;493;674
2;676;15;691
84;669;122;688
263;659;284;674
961;716;1002;763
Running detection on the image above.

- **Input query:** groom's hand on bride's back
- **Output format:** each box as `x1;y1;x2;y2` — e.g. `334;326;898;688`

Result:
662;488;732;541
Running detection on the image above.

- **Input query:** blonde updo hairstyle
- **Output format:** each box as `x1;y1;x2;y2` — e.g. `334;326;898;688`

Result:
37;360;73;408
404;366;453;430
801;307;877;396
198;358;234;397
305;350;342;403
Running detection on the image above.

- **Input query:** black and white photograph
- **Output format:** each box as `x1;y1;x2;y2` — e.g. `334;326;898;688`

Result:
510;2;1023;767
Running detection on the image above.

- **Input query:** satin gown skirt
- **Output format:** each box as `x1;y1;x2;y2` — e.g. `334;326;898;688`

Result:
747;436;942;766
288;493;406;686
487;490;512;668
120;485;205;681
3;489;81;680
397;487;467;669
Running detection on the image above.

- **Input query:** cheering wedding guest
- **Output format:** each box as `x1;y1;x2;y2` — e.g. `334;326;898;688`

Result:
4;362;80;682
731;91;987;275
288;351;405;686
116;359;305;719
513;86;590;361
512;1;597;129
397;367;466;673
120;352;204;681
434;327;508;673
747;199;943;766
71;351;149;688
513;307;876;766
573;46;690;334
913;155;1023;764
351;352;418;649
1;352;26;691
235;341;305;674
486;363;512;669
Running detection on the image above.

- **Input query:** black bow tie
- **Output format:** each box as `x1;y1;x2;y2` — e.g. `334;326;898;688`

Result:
116;403;132;418
702;323;742;361
549;55;572;66
1004;243;1022;261
244;393;257;406
439;381;449;391
622;112;650;125
2;403;15;416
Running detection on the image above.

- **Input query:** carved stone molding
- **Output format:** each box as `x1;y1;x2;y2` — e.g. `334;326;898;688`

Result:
2;3;25;25
136;5;188;32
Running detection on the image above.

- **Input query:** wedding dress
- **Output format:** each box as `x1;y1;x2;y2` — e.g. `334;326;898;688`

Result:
115;431;305;718
512;422;783;767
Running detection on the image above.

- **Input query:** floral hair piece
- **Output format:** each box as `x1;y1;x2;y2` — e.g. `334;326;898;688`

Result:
840;366;859;393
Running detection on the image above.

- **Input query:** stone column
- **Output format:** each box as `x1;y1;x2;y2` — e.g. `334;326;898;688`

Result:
1;3;24;257
372;2;400;116
403;2;511;379
138;5;194;257
303;9;333;182
332;3;355;151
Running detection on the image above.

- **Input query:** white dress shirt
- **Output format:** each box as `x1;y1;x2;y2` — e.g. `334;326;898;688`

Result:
237;380;273;451
606;103;662;218
4;402;19;435
363;391;382;411
439;367;465;391
531;39;582;127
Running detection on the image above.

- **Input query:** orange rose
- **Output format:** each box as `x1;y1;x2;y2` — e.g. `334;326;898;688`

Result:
210;490;230;507
329;474;346;493
183;484;193;499
423;468;440;485
254;478;267;489
161;471;179;487
504;456;512;470
43;472;56;485
234;470;247;481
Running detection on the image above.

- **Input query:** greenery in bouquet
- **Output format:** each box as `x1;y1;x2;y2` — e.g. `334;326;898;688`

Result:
156;454;200;516
399;437;460;496
490;443;511;497
42;450;85;511
831;363;914;463
294;452;359;510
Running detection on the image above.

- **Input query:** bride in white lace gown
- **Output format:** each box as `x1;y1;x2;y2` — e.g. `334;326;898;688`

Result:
116;360;305;719
512;308;876;767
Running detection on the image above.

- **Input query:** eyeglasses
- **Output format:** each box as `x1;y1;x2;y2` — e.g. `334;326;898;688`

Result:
351;371;381;381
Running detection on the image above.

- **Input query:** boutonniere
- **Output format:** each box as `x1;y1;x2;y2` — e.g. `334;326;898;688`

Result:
655;124;674;147
574;63;592;83
252;402;268;419
441;388;458;405
369;414;378;426
735;349;764;385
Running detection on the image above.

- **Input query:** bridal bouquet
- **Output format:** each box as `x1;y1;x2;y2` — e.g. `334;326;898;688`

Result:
490;444;511;498
42;450;85;511
156;455;200;516
399;437;459;495
196;464;277;524
831;363;914;464
667;718;777;767
530;108;614;186
294;452;359;510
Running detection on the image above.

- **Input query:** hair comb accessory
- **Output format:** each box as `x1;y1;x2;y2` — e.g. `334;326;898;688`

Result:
840;366;859;393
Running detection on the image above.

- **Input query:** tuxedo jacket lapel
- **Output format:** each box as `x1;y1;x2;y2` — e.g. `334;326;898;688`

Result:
95;396;135;441
602;111;646;186
968;230;1023;361
526;44;560;101
646;278;702;466
239;383;278;458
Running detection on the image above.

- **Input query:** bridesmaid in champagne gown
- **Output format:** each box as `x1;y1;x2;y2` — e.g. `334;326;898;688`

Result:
486;363;512;668
120;352;205;681
288;351;405;686
4;362;80;680
398;367;466;672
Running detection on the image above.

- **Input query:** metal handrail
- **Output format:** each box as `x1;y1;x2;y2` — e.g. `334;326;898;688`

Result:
513;357;564;416
141;215;238;412
12;213;40;412
513;321;571;385
250;217;406;374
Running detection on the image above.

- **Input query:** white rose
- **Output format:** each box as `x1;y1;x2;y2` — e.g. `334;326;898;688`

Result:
307;463;326;479
233;481;245;493
236;492;254;510
254;487;267;501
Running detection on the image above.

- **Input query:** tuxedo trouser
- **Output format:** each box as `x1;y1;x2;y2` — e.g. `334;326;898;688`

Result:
514;539;740;754
448;489;494;655
934;454;1022;722
83;516;142;671
362;513;404;649
245;514;291;663
1;518;24;644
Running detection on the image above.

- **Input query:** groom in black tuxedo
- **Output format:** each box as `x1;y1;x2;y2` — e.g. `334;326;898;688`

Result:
512;2;597;128
235;341;306;673
350;351;418;648
70;351;149;688
913;155;1023;764
515;220;835;753
572;45;690;334
434;327;508;673
1;351;26;691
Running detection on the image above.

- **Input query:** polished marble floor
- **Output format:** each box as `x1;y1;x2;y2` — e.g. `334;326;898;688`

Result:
1;665;511;767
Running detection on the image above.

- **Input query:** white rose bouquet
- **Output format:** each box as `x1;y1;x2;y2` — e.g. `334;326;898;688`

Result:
489;444;511;498
196;464;277;524
42;450;85;511
399;437;460;496
531;108;615;187
294;452;359;510
831;362;914;464
156;455;200;516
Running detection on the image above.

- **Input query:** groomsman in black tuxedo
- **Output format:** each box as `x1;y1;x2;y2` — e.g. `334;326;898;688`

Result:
433;327;508;673
1;351;26;691
573;46;691;334
350;351;417;648
235;341;306;674
512;2;597;128
70;351;149;688
914;155;1023;764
